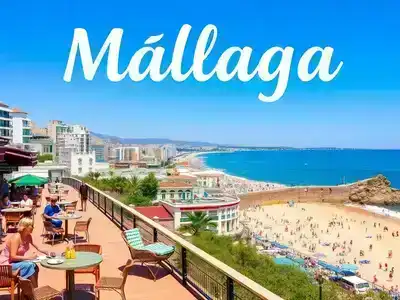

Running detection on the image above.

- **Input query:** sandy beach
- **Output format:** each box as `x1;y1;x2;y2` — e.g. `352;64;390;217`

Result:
241;203;400;289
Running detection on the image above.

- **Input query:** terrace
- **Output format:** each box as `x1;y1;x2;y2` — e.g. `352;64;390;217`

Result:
0;177;282;300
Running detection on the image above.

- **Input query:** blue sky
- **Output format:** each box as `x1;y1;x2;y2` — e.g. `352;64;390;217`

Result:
0;0;399;148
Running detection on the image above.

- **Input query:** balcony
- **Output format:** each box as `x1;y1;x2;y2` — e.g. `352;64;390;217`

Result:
1;178;281;299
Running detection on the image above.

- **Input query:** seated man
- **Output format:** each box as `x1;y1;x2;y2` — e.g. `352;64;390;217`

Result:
44;198;62;228
20;194;33;208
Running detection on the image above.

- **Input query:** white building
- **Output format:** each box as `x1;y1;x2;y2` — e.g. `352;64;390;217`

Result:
156;175;240;235
161;194;240;235
54;123;92;175
10;108;32;144
160;144;177;162
191;170;225;188
0;102;13;141
114;146;140;162
70;151;96;176
9;163;68;182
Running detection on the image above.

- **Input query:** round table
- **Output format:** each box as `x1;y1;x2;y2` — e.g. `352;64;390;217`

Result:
57;201;73;208
55;214;82;241
1;207;32;213
41;252;103;300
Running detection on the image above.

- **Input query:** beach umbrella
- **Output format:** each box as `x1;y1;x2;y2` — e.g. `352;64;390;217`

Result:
9;174;48;186
340;264;358;271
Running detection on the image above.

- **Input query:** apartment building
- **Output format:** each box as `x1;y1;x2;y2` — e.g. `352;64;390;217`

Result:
0;102;12;140
10;108;32;144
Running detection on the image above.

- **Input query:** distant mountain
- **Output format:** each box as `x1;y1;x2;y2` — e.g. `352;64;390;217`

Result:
91;132;218;147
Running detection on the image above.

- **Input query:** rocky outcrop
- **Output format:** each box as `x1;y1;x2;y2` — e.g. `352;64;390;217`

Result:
348;174;400;205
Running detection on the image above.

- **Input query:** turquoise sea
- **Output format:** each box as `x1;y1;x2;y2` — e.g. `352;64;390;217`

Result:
200;150;400;188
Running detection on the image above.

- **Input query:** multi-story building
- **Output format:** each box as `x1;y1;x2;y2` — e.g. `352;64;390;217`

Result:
69;151;96;176
90;134;107;162
191;170;225;188
114;146;140;163
47;120;70;156
156;174;240;235
10;108;32;144
29;135;55;157
0;102;13;141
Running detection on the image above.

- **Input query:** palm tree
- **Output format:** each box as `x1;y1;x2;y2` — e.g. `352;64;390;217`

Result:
180;212;217;235
93;172;101;180
126;176;140;196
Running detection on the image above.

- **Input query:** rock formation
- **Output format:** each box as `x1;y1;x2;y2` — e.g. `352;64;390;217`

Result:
348;174;400;205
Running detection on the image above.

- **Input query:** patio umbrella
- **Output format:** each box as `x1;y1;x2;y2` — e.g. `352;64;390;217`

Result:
9;174;48;186
340;264;358;271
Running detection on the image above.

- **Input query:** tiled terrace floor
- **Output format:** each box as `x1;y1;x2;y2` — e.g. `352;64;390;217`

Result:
0;185;195;300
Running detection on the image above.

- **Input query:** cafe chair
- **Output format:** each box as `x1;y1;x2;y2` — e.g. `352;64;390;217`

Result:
65;201;78;214
42;221;64;245
73;217;92;243
5;212;23;230
95;259;134;300
18;277;61;300
121;228;175;281
73;243;102;283
0;265;20;300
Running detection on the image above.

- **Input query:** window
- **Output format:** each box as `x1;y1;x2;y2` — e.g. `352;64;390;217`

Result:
78;167;82;174
161;190;166;200
23;137;30;143
170;190;175;199
78;158;82;165
89;167;93;172
0;110;10;118
0;120;10;127
178;190;183;199
89;158;93;165
22;120;29;127
23;129;31;136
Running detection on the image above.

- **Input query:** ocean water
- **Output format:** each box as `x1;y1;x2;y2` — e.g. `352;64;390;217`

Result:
200;150;400;188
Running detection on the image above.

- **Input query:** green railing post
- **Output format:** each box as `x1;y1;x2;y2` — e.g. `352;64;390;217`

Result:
227;277;234;300
181;248;187;287
120;206;124;230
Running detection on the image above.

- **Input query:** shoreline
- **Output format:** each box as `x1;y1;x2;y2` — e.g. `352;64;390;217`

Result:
182;151;287;194
243;202;400;288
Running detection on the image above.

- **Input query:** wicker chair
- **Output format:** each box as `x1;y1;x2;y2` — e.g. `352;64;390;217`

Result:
121;228;174;281
0;265;19;300
5;212;23;229
18;277;61;300
73;244;102;283
42;221;64;245
95;259;134;300
65;201;78;214
73;217;92;243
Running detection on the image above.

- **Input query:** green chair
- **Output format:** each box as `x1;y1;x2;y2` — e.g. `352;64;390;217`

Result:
121;228;174;280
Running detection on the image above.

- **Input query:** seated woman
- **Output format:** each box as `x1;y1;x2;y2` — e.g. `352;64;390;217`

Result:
0;218;53;287
20;194;34;208
43;198;62;228
0;194;11;210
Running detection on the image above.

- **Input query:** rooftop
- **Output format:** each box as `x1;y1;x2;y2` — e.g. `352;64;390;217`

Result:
134;206;173;221
159;182;193;188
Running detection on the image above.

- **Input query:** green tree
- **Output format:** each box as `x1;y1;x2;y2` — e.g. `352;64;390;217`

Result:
126;193;152;206
38;154;53;162
125;176;140;196
139;173;159;199
180;212;217;235
93;172;101;180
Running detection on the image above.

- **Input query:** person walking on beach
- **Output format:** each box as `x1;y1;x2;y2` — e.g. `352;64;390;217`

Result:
79;183;88;212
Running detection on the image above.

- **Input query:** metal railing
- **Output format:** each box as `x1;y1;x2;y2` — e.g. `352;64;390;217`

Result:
62;177;282;300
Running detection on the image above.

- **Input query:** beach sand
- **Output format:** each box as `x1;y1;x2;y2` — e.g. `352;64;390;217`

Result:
242;203;400;289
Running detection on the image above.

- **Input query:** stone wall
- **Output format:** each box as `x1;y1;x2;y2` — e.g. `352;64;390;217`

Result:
239;175;400;209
